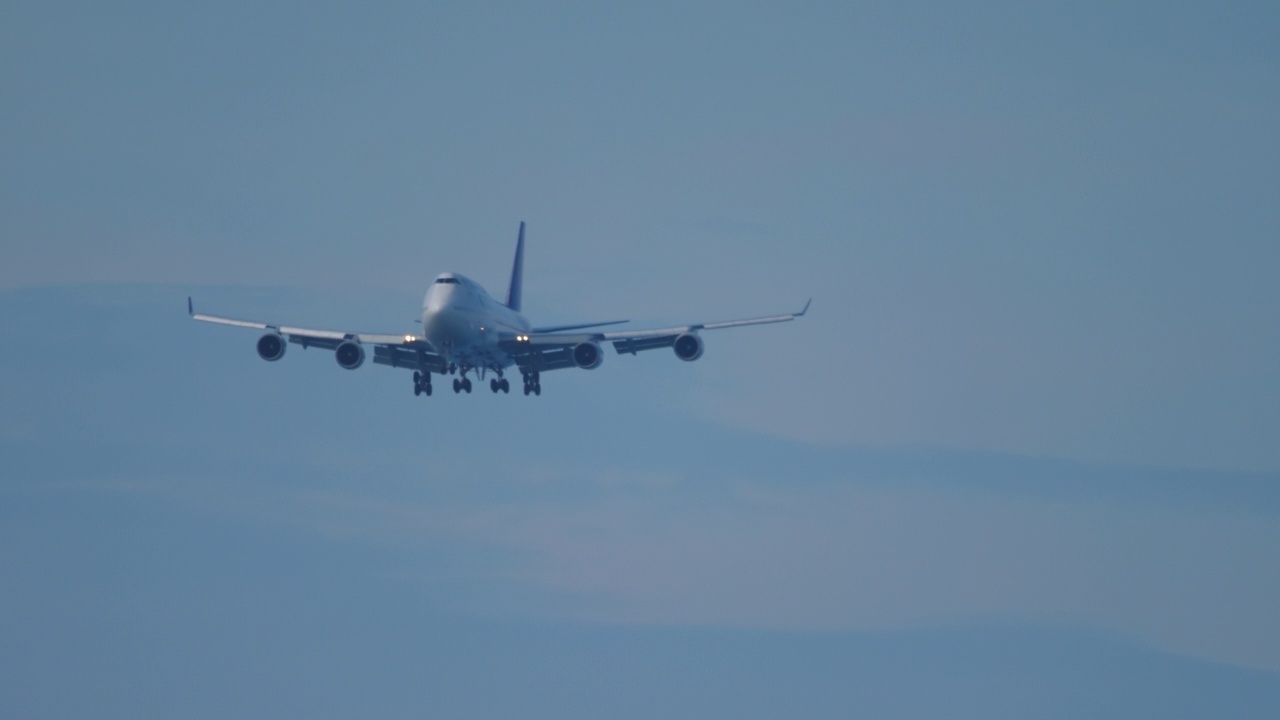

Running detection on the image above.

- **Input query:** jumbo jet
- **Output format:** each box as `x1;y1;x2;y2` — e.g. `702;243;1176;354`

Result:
189;222;808;397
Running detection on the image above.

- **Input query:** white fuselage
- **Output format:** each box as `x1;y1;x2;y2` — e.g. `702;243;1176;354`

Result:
420;272;529;372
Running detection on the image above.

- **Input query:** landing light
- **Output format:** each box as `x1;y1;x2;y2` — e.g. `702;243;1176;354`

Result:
404;334;416;343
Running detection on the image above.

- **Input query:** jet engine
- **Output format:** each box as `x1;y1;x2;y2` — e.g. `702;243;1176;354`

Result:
672;333;704;361
335;340;365;370
572;341;604;370
256;332;287;362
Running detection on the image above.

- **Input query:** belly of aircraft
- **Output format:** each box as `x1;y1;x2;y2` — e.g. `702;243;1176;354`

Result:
423;308;514;370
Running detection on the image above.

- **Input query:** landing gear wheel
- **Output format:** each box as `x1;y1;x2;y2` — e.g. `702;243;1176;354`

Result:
500;378;510;393
463;378;472;393
453;378;461;393
534;383;541;396
413;372;432;397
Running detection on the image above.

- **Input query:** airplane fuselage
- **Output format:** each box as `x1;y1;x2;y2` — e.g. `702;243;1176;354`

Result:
420;272;530;374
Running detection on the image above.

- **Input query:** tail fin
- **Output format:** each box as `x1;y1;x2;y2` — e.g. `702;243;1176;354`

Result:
506;221;525;312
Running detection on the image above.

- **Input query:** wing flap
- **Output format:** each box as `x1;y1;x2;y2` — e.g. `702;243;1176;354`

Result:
279;326;347;341
288;335;342;351
601;326;693;341
373;345;448;373
510;346;578;372
499;333;596;349
357;333;420;345
611;335;677;355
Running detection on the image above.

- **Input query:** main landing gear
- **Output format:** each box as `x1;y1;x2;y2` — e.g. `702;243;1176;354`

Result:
413;371;433;396
412;368;535;398
521;370;541;396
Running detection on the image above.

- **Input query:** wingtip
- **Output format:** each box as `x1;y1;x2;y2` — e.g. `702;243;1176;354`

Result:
798;298;811;317
187;296;193;316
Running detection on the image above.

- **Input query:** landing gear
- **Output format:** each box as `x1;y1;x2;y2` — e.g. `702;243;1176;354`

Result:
421;364;513;398
521;371;541;396
413;371;433;397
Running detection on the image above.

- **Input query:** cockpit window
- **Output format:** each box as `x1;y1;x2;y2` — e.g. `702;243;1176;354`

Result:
434;277;459;284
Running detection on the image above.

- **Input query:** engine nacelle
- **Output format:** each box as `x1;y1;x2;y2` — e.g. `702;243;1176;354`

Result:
672;333;704;362
572;341;604;370
335;340;365;370
256;332;287;362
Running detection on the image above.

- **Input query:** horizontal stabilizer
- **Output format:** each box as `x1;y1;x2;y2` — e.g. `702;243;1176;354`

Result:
531;319;630;334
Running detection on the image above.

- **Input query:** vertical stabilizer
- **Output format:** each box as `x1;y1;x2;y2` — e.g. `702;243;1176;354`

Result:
505;221;525;312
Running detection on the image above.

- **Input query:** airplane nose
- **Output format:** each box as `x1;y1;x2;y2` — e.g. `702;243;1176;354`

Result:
422;307;465;346
422;312;446;343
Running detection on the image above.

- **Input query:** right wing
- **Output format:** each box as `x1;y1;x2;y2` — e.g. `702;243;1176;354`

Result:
188;297;448;373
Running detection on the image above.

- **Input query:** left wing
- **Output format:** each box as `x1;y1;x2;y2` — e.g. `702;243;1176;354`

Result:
188;297;447;373
498;299;810;372
603;299;810;353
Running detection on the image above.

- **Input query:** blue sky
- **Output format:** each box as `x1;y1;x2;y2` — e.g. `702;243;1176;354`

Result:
3;2;1279;717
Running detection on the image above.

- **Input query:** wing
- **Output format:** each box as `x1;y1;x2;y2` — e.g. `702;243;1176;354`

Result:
188;297;448;373
498;299;810;372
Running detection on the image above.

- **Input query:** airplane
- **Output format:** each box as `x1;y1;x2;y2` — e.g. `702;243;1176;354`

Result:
189;222;809;397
